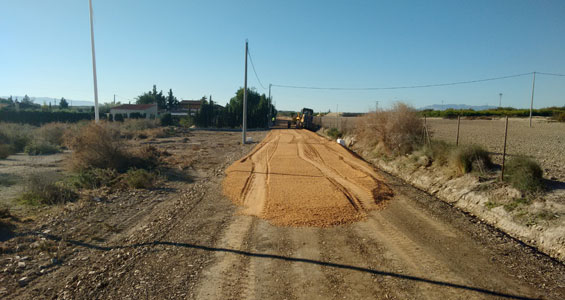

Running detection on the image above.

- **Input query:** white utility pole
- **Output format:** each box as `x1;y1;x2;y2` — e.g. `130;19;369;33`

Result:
529;72;536;128
498;93;503;108
242;40;248;144
268;83;272;128
88;0;100;122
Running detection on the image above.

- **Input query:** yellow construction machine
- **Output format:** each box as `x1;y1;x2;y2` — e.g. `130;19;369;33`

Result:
295;108;315;130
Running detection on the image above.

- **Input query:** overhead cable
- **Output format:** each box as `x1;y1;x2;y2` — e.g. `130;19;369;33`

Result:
271;72;535;91
247;49;267;90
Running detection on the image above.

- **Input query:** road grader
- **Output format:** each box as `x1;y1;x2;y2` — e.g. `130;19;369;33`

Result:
295;108;317;130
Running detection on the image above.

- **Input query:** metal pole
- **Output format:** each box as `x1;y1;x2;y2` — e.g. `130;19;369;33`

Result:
113;94;116;105
501;116;509;180
529;72;536;128
499;93;502;108
242;40;248;144
456;115;461;146
336;104;339;130
88;0;99;122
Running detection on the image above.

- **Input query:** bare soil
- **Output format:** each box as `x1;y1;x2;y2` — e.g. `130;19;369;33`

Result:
1;128;564;299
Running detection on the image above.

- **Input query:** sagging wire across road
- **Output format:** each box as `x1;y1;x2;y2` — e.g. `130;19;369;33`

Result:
270;71;564;91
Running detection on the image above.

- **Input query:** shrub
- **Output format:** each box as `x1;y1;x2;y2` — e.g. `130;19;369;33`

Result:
326;128;342;139
122;119;158;132
356;102;424;155
19;173;77;206
36;122;68;146
160;113;173;126
0;144;11;159
24;142;61;155
553;112;565;122
0;123;33;153
0;205;15;234
65;122;161;172
124;169;156;189
179;116;194;128
505;156;544;192
68;168;118;189
422;140;455;166
450;145;492;174
114;114;124;122
65;122;131;172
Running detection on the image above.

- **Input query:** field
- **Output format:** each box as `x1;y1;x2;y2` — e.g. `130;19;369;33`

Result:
426;117;565;182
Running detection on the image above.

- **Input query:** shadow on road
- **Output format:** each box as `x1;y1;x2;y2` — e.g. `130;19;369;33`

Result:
17;231;539;300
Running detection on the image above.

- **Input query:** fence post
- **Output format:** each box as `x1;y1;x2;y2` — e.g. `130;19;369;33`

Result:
501;116;509;181
456;115;461;146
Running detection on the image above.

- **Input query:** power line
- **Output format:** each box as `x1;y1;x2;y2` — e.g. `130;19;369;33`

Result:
247;48;267;90
537;72;565;77
272;72;535;91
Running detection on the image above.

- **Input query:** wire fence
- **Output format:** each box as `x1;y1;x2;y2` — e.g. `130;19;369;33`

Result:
314;115;565;183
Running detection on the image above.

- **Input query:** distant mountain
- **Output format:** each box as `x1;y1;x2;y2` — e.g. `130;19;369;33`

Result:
420;104;498;111
2;96;95;107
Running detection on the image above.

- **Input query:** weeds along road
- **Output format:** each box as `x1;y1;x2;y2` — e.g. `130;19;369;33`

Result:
4;130;564;299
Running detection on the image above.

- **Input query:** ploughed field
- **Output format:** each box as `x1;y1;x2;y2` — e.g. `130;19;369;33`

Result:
427;117;565;182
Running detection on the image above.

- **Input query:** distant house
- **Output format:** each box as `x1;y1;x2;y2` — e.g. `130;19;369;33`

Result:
110;103;158;119
179;100;202;116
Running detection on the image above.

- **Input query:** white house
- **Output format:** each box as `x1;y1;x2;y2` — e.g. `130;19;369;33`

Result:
110;103;158;120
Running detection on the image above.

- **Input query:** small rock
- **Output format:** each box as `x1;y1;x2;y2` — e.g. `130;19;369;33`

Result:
18;277;29;287
17;262;26;268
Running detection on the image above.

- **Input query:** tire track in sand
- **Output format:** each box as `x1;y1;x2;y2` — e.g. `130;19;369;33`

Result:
223;129;392;227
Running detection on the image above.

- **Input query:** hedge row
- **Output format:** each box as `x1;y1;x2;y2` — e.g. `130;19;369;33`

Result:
0;111;96;125
421;107;565;119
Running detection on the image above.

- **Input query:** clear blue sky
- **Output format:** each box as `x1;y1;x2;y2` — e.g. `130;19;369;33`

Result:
1;0;564;112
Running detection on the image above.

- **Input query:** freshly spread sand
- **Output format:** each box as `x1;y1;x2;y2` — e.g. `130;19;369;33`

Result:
223;129;392;227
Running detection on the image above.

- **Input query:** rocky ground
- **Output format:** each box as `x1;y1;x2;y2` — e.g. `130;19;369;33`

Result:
1;128;564;299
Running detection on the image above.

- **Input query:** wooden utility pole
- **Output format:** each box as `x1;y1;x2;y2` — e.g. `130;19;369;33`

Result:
529;72;536;128
88;0;99;122
501;116;509;180
242;40;248;144
456;115;461;146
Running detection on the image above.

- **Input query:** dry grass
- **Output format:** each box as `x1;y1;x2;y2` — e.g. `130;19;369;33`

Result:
505;156;544;193
356;102;424;155
64;122;162;173
450;144;492;174
18;173;77;206
65;122;131;172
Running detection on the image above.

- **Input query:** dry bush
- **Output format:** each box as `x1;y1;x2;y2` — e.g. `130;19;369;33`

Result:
505;156;544;193
356;102;424;155
65;122;131;172
65;122;162;173
450;145;492;175
124;169;157;189
0;144;11;159
36;122;69;146
24;141;61;155
19;173;77;206
0;122;33;153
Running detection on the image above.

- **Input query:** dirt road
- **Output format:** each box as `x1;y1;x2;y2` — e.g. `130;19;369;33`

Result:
2;129;564;299
223;130;392;227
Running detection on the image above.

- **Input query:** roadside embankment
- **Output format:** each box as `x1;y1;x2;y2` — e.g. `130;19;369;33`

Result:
318;129;565;263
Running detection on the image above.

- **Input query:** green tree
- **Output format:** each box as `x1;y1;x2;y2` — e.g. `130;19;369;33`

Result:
136;85;167;109
59;97;69;109
166;89;179;111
